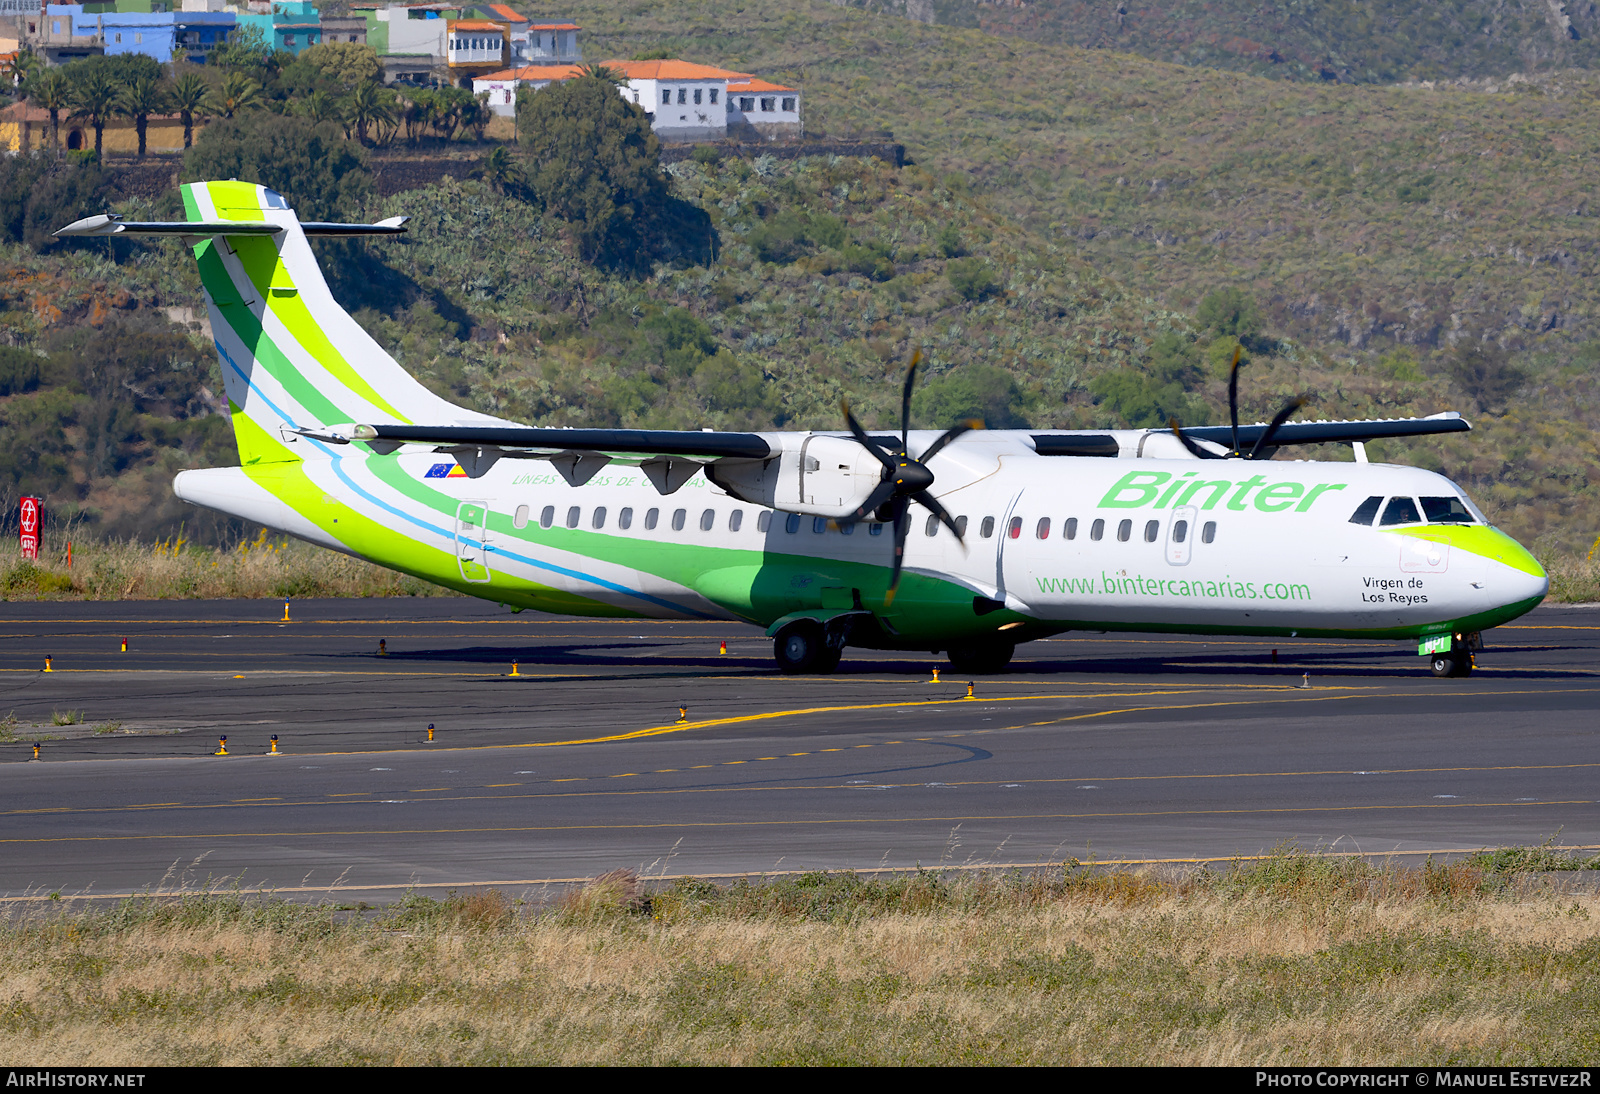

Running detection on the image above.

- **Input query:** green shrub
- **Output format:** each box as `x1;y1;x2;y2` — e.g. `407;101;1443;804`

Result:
946;257;998;301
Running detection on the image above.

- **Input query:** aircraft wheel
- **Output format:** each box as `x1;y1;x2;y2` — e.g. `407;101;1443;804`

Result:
774;621;830;675
1430;651;1473;678
948;641;1015;674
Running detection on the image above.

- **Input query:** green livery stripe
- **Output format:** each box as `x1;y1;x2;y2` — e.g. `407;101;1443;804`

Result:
230;404;296;466
227;237;412;425
356;456;985;628
196;241;349;431
1389;525;1546;578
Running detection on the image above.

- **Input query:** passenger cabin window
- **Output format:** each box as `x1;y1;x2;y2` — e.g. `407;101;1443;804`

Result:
1172;519;1188;543
1421;496;1476;523
729;510;743;532
1379;497;1422;526
1117;519;1132;542
839;521;854;535
869;523;883;536
671;509;687;531
925;514;939;537
786;514;800;534
645;508;660;530
539;505;555;529
619;507;634;530
566;506;580;529
1064;517;1078;541
812;517;827;534
1144;520;1159;543
592;507;606;529
980;517;996;538
1008;516;1023;539
757;512;771;532
954;516;968;537
513;504;530;529
700;509;715;531
1035;517;1051;540
1348;496;1383;525
1089;518;1104;542
1202;521;1217;544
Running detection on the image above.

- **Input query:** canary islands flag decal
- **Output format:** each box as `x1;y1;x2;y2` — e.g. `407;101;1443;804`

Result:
425;463;468;479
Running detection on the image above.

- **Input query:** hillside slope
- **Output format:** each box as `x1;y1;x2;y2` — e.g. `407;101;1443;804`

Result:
834;0;1600;84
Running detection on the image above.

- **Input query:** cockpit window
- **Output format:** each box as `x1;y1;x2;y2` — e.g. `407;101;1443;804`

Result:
1379;497;1422;526
1421;496;1476;524
1348;496;1383;526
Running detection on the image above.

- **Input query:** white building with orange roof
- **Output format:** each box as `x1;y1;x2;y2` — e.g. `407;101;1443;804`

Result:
726;76;801;139
601;58;750;142
472;62;583;115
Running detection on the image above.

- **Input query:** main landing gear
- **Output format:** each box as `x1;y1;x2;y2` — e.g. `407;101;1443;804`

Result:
773;619;842;675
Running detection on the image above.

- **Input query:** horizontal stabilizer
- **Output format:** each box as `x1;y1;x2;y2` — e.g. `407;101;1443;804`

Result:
55;214;409;239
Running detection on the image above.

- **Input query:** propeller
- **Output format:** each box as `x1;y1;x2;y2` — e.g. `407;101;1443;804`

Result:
1169;345;1308;460
838;352;979;604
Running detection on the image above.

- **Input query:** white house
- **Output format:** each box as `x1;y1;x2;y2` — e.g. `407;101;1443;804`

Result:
726;77;801;139
602;58;749;143
477;55;803;142
473;63;583;116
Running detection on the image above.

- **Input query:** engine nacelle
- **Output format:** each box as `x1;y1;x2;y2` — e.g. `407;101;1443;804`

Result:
707;433;886;519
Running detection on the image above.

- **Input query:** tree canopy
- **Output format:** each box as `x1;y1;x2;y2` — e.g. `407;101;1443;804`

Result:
183;113;370;222
518;75;679;271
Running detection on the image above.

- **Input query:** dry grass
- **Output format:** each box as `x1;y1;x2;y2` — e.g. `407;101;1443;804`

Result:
0;529;458;601
2;853;1598;1065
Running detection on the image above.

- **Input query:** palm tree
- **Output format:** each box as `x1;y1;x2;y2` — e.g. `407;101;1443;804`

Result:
215;71;263;118
345;80;396;146
471;145;524;195
580;63;624;86
25;69;71;156
117;75;169;158
69;68;119;160
169;71;210;149
4;51;38;90
302;88;342;127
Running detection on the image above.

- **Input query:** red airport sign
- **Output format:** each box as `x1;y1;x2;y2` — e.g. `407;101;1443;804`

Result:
18;496;38;560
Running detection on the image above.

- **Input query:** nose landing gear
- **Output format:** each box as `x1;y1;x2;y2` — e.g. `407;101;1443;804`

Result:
1423;631;1480;678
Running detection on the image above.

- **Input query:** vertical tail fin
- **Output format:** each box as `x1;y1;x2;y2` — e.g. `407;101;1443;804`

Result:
179;180;508;464
59;181;503;466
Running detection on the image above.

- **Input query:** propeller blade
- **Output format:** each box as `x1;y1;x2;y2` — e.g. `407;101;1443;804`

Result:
841;398;897;475
916;419;981;465
1169;417;1226;460
1226;345;1243;456
900;350;920;453
912;489;966;548
884;497;910;606
1247;396;1308;460
839;480;899;526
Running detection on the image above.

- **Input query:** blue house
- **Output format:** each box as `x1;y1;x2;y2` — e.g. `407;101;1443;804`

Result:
45;5;237;64
236;1;324;56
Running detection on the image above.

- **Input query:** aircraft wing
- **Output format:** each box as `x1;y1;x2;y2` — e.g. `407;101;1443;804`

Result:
1032;412;1470;456
351;424;773;461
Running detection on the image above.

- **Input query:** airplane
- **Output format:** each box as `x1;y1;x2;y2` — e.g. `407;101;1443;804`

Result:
57;182;1547;679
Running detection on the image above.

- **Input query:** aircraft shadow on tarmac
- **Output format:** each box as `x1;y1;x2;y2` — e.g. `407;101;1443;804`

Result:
346;641;1593;680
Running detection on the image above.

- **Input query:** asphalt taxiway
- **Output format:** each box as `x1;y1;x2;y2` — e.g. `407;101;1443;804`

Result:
0;598;1595;900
